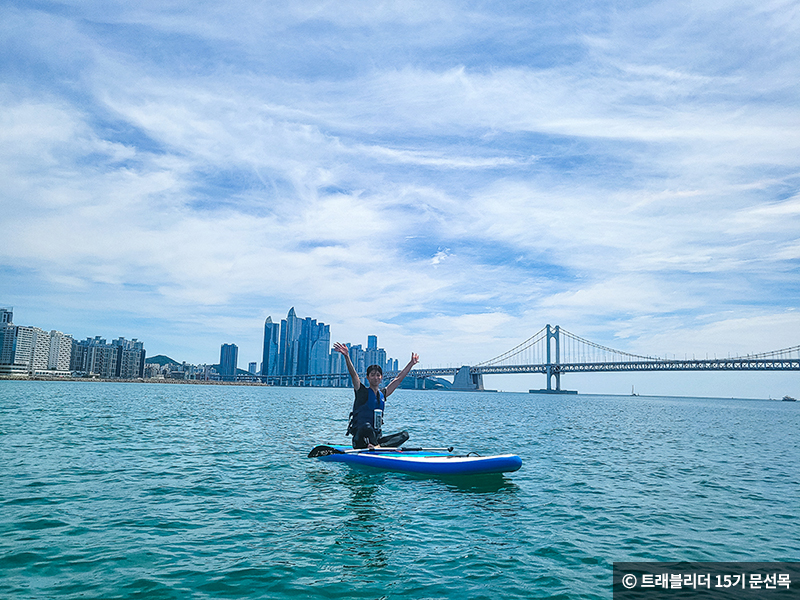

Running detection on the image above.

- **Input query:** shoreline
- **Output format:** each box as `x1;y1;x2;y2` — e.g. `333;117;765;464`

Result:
0;376;294;387
0;376;790;401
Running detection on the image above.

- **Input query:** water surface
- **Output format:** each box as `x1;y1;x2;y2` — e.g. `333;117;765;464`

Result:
1;381;798;599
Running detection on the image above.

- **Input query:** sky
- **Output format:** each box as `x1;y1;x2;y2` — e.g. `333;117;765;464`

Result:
2;0;799;397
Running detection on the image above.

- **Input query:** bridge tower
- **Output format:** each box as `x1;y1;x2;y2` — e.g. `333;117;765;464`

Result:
546;324;561;392
453;365;484;391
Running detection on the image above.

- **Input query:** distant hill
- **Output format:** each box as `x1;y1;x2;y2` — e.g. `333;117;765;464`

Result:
143;356;254;375
145;355;181;366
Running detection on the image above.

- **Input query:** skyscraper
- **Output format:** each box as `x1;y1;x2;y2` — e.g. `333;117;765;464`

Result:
277;308;331;378
307;319;330;377
298;317;330;376
261;317;280;376
255;309;333;381
364;335;386;373
348;344;365;375
329;344;348;379
220;343;238;381
280;308;302;376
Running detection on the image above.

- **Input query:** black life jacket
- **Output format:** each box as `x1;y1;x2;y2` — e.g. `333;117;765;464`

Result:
347;386;386;436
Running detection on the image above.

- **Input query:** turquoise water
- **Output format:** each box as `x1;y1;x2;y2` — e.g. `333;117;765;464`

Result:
1;381;798;599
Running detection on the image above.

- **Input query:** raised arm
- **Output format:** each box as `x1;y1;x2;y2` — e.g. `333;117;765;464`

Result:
333;342;361;391
385;352;419;397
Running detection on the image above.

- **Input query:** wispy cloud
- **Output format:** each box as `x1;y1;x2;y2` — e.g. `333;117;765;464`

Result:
1;0;799;395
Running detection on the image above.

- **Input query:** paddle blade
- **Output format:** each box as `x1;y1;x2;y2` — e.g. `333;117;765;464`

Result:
308;445;345;458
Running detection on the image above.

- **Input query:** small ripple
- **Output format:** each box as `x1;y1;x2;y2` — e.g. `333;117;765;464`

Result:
16;518;69;531
0;551;46;568
3;496;58;506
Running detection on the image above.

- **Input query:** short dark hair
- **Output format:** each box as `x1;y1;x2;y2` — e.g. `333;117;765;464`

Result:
366;364;383;377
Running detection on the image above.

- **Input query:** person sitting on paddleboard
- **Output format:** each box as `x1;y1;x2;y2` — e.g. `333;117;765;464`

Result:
333;341;419;450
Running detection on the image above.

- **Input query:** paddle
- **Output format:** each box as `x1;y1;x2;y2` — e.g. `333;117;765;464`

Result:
308;445;454;458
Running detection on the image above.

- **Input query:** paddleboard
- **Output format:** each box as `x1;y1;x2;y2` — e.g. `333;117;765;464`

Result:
309;445;522;476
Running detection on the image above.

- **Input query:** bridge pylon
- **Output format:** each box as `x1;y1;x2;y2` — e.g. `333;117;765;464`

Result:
531;324;576;394
546;324;561;392
453;365;484;391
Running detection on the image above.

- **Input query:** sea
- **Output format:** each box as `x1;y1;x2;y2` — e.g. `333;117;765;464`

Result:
1;380;798;599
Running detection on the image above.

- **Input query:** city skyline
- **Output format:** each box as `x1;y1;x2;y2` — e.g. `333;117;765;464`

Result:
260;307;400;382
0;304;405;382
0;307;146;379
1;303;797;396
2;2;799;397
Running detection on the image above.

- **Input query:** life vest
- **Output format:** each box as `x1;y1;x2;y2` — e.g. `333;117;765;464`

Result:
347;386;385;435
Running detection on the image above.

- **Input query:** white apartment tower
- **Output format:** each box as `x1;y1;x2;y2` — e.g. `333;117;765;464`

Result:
29;327;51;373
48;330;73;372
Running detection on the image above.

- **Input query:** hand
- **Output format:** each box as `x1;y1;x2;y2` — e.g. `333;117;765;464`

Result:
333;342;349;357
410;352;419;366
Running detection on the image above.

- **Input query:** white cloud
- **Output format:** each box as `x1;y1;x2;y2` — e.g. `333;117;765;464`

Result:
2;0;799;392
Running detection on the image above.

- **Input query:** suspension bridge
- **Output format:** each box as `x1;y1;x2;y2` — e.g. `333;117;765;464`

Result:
260;324;800;390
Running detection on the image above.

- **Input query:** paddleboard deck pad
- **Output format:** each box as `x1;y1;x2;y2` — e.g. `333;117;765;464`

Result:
308;445;522;476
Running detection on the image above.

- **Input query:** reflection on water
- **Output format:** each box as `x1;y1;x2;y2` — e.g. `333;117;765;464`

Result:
338;469;391;569
435;473;520;494
313;462;527;578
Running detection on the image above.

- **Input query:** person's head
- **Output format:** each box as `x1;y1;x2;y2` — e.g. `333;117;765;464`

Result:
366;364;383;384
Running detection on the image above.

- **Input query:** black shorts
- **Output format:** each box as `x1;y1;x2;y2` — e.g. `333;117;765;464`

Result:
352;426;409;449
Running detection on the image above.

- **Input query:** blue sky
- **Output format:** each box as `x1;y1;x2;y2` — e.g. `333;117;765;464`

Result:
2;0;799;396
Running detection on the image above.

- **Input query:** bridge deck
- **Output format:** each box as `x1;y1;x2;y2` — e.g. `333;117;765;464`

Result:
258;358;799;385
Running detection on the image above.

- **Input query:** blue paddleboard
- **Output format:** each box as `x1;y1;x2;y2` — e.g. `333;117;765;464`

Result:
309;445;522;476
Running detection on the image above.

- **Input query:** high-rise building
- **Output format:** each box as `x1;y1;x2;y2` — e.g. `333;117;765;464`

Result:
280;308;302;376
220;343;238;381
329;345;348;375
261;317;280;376
29;327;51;373
0;324;49;375
48;331;73;372
12;326;35;371
0;323;15;368
297;317;313;375
0;314;30;377
348;344;365;376
304;318;330;377
248;362;257;374
276;308;331;379
112;338;146;379
364;334;386;373
72;336;117;377
362;335;396;375
70;338;90;372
